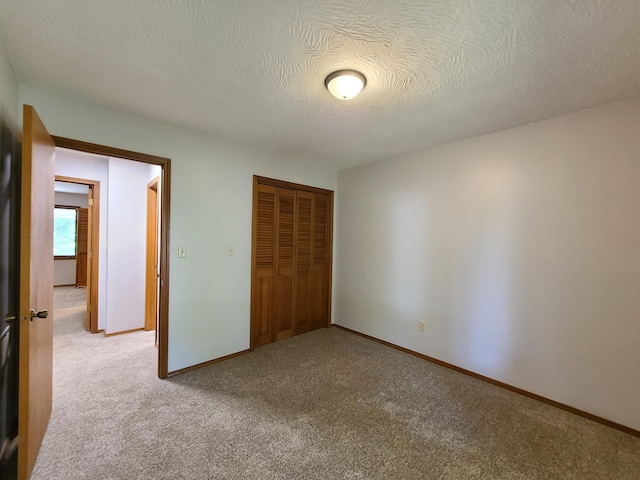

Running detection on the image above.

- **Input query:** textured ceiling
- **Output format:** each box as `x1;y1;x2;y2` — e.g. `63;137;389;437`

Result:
1;0;640;169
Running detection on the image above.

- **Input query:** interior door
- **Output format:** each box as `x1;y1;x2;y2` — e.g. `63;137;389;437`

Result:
144;179;159;331
18;105;55;480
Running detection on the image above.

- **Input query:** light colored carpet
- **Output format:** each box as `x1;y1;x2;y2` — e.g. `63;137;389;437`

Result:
32;286;639;479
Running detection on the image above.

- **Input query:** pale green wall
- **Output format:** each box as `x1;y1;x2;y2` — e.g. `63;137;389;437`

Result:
20;86;338;372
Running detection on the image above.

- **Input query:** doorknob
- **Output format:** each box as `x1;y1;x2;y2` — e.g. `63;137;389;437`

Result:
30;309;49;320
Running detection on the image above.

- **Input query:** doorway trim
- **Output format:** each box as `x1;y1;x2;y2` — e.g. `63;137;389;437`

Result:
52;136;171;379
54;175;100;333
145;177;160;333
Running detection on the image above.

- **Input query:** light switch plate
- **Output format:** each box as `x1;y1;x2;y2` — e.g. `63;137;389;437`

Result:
178;246;187;258
227;245;234;256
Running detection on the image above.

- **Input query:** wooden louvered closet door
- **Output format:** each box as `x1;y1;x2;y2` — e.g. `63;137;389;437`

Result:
251;177;333;349
293;191;313;335
310;193;329;330
275;188;295;340
252;184;277;347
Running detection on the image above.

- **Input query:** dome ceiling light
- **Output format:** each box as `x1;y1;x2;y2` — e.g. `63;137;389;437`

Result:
325;70;366;100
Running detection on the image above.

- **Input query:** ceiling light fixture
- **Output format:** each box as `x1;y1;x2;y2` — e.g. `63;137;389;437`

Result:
325;70;366;100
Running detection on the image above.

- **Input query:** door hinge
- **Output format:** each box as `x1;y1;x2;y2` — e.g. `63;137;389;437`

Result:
88;198;94;206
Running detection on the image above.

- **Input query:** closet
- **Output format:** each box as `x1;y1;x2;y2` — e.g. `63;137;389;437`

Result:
251;176;333;348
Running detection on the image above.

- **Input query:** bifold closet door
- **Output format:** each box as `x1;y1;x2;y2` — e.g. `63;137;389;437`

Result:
310;193;330;330
275;188;295;340
293;191;313;334
293;191;330;334
252;178;332;349
252;184;277;347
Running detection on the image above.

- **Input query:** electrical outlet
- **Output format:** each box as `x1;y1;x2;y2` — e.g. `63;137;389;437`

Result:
418;321;426;332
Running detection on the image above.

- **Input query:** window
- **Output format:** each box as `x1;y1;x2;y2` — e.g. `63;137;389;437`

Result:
53;206;78;258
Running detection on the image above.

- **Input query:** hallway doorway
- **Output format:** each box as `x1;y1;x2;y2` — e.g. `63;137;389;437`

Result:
52;137;171;378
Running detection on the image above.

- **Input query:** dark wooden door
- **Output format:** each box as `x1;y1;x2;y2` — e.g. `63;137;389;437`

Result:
18;105;55;480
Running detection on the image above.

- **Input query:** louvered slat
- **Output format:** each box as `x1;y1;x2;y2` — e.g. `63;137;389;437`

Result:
277;189;294;268
256;188;276;269
296;194;312;269
313;194;327;264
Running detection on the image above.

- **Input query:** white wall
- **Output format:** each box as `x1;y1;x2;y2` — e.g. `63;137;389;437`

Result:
21;86;338;371
106;158;160;334
53;192;89;286
55;149;109;329
335;99;640;430
0;41;18;132
55;150;163;334
53;260;75;286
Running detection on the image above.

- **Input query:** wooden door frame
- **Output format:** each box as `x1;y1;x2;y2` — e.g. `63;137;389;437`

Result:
250;176;334;350
144;177;159;332
52;137;171;379
54;175;100;333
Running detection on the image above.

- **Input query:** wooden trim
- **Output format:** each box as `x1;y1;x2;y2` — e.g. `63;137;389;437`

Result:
55;175;100;334
53;283;76;287
332;324;640;438
158;160;170;379
167;349;252;377
255;175;333;195
55;175;99;185
88;183;99;333
104;327;145;337
53;136;170;165
249;176;259;350
53;136;171;379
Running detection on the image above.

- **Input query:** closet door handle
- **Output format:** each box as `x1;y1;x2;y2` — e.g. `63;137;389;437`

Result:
306;268;310;273
278;271;282;275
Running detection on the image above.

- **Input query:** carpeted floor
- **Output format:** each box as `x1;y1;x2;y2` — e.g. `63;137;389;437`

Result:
32;287;639;479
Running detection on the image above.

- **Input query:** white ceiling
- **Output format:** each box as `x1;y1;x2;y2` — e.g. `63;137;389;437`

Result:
1;0;639;170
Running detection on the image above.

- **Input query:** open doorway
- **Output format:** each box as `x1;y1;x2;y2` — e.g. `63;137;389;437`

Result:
52;138;170;378
53;177;100;333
